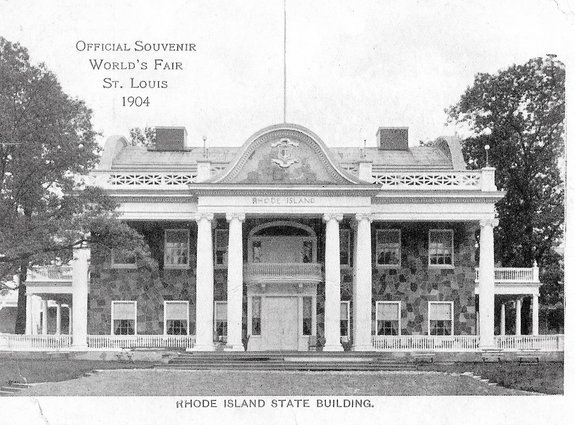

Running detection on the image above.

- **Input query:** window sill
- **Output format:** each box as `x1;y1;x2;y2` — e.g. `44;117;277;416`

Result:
376;264;401;269
111;264;137;270
428;265;455;270
164;265;190;270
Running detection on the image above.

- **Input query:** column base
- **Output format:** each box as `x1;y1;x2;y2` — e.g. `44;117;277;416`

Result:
70;344;89;351
187;343;216;352
323;343;344;352
224;343;245;352
351;344;373;352
479;342;496;350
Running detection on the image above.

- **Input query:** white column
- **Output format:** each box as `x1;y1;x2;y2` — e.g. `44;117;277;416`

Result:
500;303;506;335
56;303;62;335
25;294;33;335
352;213;373;351
71;246;90;349
192;213;216;351
41;300;48;335
479;218;498;349
225;212;245;351
323;213;344;351
515;298;523;336
532;294;539;336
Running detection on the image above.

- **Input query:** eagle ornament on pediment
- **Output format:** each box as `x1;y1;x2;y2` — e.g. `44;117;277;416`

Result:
271;138;299;169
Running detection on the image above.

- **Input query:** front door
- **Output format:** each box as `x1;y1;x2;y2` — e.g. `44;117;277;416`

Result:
262;297;298;351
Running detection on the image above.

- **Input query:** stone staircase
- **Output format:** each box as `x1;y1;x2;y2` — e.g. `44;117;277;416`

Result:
0;381;32;396
156;351;422;371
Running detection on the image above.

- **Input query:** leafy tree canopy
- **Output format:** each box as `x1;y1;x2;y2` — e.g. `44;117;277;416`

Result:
447;55;565;328
129;126;156;147
0;37;150;331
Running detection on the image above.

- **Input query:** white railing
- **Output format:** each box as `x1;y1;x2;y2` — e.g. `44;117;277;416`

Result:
87;335;196;350
475;267;539;283
244;263;323;283
0;334;72;350
92;172;198;189
28;265;73;281
372;171;482;190
495;335;564;351
372;335;479;351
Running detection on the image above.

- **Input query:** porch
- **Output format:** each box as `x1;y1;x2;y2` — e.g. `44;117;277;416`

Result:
0;333;564;352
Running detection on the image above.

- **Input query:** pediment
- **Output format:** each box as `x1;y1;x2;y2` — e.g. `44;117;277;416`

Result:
212;124;360;185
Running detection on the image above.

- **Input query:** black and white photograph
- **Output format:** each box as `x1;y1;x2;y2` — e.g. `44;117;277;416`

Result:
0;0;571;424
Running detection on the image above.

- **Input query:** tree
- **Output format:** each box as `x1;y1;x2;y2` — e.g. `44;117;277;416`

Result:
129;126;156;147
447;55;565;331
0;37;148;333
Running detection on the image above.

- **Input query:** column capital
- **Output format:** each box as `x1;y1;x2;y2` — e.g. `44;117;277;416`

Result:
323;213;343;223
480;218;499;228
194;212;214;222
355;213;372;223
226;212;246;223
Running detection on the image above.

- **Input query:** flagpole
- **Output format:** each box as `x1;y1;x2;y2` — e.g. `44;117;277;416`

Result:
283;0;287;123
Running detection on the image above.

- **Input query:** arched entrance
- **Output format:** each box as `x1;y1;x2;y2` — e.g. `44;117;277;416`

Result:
246;221;320;351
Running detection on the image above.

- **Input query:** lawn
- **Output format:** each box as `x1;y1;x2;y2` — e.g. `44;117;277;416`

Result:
0;355;562;395
0;356;153;385
17;369;532;396
420;361;564;394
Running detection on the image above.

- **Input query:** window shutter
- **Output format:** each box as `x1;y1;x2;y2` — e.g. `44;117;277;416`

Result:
252;297;261;318
215;302;227;320
165;302;188;320
340;302;349;320
378;303;399;320
430;303;452;320
113;302;135;320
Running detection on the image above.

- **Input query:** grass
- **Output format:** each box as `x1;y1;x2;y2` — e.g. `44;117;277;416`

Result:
419;361;564;394
0;357;153;385
0;355;562;395
17;369;531;396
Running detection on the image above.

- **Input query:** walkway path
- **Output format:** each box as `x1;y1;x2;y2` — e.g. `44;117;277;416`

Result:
16;369;536;396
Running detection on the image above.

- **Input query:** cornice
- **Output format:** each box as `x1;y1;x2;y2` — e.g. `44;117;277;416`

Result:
190;184;380;197
373;193;504;204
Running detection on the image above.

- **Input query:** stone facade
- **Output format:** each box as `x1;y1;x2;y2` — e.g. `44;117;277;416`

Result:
371;222;477;335
87;220;477;337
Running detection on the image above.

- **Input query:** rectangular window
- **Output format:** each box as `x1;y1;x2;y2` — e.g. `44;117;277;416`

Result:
215;229;228;267
164;301;189;335
302;297;312;336
376;230;401;267
376;301;401;336
429;302;453;336
251;297;261;335
252;241;262;263
340;229;351;266
429;230;453;266
111;249;137;269
214;301;227;342
111;301;136;335
340;301;350;338
164;229;189;268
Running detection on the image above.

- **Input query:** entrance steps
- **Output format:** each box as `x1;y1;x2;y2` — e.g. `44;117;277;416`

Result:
156;351;419;372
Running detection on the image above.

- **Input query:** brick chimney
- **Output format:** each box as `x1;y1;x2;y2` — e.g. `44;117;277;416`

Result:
154;126;188;151
377;127;408;150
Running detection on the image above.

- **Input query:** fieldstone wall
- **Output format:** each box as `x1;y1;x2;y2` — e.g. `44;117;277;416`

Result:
87;220;477;338
371;222;477;335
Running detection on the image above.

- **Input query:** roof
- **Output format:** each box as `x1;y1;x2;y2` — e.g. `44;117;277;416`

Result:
100;125;466;172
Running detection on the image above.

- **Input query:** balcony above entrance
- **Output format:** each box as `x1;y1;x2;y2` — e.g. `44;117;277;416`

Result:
244;263;323;284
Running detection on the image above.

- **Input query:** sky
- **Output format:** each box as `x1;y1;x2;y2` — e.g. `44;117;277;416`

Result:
0;0;572;149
